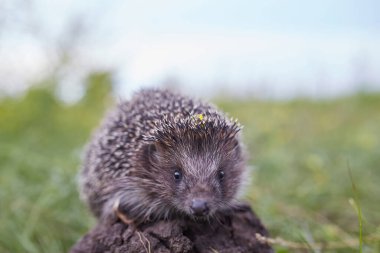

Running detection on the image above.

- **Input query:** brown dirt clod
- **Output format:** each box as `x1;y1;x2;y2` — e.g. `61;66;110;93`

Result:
70;203;273;253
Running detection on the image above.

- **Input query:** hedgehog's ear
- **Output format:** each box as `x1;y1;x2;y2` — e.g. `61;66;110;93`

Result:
149;141;167;153
144;142;166;165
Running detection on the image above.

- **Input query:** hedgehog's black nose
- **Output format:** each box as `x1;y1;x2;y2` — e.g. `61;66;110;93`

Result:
191;199;209;216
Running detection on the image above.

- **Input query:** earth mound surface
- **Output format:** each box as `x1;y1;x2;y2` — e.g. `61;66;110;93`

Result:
70;203;273;253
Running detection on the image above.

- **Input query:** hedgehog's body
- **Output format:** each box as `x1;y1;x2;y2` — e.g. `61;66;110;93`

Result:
80;88;246;224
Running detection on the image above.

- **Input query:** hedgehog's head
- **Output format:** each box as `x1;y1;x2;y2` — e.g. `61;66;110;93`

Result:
141;113;246;220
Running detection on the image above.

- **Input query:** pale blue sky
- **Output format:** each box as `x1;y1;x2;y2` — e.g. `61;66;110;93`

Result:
105;0;380;32
1;0;380;99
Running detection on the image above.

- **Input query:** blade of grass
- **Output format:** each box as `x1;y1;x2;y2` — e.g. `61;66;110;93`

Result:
348;162;363;253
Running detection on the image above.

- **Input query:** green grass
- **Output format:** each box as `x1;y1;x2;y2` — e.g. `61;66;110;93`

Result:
1;80;379;252
217;94;380;252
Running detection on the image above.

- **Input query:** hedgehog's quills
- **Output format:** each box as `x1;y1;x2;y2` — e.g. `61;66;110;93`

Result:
79;88;247;225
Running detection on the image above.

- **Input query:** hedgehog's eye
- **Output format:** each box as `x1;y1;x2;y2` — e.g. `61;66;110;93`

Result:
218;170;225;181
174;170;182;181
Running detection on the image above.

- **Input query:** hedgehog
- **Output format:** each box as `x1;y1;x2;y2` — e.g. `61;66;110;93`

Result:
79;88;247;225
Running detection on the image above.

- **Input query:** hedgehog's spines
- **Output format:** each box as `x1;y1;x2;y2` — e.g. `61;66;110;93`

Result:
80;88;246;223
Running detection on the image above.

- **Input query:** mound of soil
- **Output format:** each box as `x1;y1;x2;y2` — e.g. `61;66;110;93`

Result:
70;203;273;253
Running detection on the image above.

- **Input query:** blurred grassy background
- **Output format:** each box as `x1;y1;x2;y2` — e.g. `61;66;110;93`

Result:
0;76;379;253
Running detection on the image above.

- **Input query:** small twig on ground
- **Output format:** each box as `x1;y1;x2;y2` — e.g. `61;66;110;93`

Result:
137;231;151;253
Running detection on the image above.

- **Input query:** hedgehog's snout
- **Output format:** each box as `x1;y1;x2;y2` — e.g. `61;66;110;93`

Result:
190;198;209;216
186;181;215;216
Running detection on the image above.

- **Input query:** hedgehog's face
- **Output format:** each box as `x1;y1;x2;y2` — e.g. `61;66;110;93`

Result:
145;129;246;219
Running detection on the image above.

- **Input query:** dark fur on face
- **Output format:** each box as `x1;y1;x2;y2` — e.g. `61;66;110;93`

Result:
114;116;245;222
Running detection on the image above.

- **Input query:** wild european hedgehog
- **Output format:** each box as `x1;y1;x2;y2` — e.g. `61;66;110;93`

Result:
79;88;247;225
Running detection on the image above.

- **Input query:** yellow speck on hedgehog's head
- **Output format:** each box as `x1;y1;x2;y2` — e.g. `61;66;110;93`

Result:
191;113;205;127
